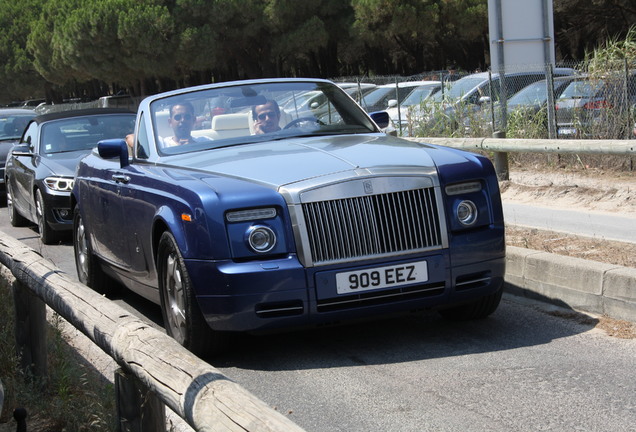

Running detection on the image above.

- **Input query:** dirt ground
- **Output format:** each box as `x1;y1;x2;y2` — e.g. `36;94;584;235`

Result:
502;154;636;268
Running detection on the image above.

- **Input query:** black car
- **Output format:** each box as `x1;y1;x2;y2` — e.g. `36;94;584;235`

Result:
0;108;37;193
556;71;636;138
5;108;135;244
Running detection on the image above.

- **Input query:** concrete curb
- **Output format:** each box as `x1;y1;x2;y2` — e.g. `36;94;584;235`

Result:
505;246;636;322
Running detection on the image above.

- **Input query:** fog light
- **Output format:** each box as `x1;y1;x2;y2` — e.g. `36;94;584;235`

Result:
247;225;276;253
457;200;478;226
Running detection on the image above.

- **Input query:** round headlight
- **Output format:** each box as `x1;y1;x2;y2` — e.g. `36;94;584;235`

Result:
247;225;277;253
456;200;478;226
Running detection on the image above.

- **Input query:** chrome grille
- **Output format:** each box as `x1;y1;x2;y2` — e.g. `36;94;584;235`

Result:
302;187;442;265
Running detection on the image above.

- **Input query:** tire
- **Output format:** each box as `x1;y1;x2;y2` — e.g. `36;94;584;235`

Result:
73;207;118;296
6;180;28;227
157;231;227;357
35;188;59;245
439;283;503;321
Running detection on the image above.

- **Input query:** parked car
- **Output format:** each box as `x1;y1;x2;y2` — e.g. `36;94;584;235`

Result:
71;78;505;356
19;99;46;109
555;72;636;138
359;81;431;112
426;68;577;131
5;108;135;244
385;81;442;133
336;82;377;104
468;76;576;135
0;109;37;194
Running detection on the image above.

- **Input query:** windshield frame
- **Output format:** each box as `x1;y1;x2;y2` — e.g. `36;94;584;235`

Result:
149;79;380;157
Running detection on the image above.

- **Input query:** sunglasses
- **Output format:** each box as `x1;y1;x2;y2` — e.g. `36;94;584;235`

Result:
172;113;193;122
257;111;278;121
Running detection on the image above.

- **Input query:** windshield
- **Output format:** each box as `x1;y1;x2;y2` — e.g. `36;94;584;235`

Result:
151;81;378;156
360;87;394;107
558;79;605;99
0;112;36;140
431;77;485;102
508;80;548;106
400;85;440;106
41;114;135;154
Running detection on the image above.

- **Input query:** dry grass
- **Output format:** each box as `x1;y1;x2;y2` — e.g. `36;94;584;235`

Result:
0;272;115;431
506;226;636;268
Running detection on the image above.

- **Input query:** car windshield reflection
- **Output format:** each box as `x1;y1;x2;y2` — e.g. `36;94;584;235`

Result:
151;81;378;155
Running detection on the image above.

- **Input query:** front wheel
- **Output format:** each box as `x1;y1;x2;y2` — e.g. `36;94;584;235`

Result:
35;189;59;244
73;207;118;296
439;284;503;321
7;180;28;227
157;232;227;357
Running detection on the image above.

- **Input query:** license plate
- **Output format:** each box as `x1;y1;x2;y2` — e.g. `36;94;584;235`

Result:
336;261;428;294
558;127;576;135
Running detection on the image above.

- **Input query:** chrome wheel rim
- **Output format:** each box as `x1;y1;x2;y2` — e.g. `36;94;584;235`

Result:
164;252;187;343
35;191;45;236
6;183;15;222
75;216;89;280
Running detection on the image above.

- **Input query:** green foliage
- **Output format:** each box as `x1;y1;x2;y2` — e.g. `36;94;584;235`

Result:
0;0;47;100
0;0;634;103
506;107;550;139
586;25;636;72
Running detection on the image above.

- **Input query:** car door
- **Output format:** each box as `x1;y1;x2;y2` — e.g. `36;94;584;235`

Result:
115;115;156;280
8;121;39;219
81;154;132;272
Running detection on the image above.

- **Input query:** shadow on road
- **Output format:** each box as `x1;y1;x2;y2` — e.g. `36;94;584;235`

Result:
209;294;598;370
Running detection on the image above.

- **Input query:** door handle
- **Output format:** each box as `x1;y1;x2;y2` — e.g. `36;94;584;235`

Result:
112;174;130;184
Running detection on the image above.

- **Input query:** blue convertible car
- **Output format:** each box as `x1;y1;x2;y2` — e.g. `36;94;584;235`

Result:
71;78;505;356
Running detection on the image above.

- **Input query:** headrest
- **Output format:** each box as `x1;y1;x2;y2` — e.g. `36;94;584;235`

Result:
211;113;249;131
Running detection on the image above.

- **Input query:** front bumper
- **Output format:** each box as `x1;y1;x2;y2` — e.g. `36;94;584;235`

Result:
187;249;505;333
42;190;74;231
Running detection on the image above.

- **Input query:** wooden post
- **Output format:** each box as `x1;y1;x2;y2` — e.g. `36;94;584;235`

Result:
492;131;509;180
12;279;47;382
115;368;166;432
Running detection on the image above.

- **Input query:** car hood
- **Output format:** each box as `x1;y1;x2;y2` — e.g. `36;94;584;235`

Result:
166;134;438;188
40;150;92;177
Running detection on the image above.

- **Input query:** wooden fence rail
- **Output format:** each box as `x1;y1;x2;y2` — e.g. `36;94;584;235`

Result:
0;232;305;432
408;137;636;154
408;137;635;180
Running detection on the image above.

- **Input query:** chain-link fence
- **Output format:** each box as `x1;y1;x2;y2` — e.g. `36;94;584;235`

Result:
30;61;636;140
332;60;636;140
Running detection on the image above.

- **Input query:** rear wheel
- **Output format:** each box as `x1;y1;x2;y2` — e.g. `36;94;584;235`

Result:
439;283;503;321
35;189;59;244
73;207;118;296
157;231;227;357
7;180;28;227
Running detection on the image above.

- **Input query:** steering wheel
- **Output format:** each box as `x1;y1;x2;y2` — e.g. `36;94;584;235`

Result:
283;117;324;130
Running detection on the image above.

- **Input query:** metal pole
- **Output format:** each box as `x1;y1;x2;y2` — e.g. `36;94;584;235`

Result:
494;0;507;131
624;58;631;140
396;77;403;136
545;63;557;139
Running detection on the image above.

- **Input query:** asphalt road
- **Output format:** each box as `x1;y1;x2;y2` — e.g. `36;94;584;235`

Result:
1;206;635;431
504;202;636;243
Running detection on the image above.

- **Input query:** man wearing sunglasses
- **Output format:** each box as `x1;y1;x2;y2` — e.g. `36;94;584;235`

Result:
252;100;281;134
163;102;210;147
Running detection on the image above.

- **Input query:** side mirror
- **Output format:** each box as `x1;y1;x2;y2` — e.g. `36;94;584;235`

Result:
477;96;491;105
98;139;129;168
10;144;32;157
387;99;398;108
369;111;390;129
